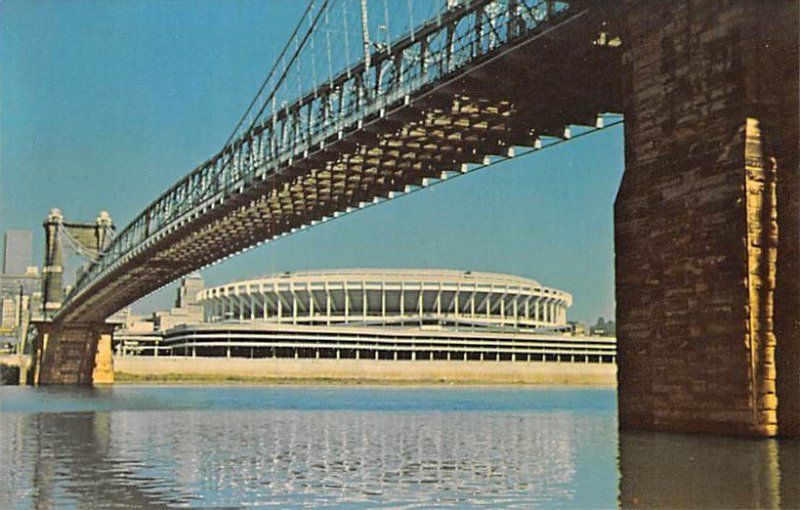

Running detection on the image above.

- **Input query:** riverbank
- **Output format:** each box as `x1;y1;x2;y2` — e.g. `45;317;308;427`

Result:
114;356;617;386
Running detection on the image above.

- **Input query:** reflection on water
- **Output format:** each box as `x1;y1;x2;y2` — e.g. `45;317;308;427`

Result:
0;386;797;508
619;430;800;509
1;386;615;508
3;412;192;509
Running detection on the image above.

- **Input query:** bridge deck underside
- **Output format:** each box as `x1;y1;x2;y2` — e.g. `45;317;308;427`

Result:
64;12;621;322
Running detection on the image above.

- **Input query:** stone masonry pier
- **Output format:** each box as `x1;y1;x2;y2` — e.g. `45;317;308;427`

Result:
30;322;114;385
615;0;798;437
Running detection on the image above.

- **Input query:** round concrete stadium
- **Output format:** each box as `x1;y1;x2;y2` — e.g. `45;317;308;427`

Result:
149;270;615;364
200;269;572;330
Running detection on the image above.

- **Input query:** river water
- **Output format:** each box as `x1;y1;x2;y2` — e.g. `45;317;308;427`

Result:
0;386;797;508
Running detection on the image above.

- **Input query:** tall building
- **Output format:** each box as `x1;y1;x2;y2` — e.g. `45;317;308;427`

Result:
0;230;38;347
3;230;33;276
175;273;204;309
151;274;205;331
0;297;17;332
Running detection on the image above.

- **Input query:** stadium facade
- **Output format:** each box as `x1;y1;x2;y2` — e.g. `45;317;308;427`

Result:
122;270;615;364
201;269;572;330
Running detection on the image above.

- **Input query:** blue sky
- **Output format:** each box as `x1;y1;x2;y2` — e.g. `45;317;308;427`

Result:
0;0;624;324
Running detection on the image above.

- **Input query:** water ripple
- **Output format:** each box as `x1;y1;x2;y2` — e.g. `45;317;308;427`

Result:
1;386;616;508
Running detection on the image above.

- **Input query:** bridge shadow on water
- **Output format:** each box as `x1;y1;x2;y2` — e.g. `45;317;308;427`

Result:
618;431;799;509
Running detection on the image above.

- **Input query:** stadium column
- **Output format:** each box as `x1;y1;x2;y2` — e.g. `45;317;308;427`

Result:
513;295;518;326
381;284;386;323
399;284;405;325
308;285;315;319
277;287;283;321
260;284;267;320
344;283;349;323
615;0;799;437
291;286;298;324
454;287;460;320
418;287;423;326
470;292;476;321
325;285;332;325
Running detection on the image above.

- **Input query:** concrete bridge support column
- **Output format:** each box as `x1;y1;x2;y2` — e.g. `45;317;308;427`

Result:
30;322;115;385
615;1;798;436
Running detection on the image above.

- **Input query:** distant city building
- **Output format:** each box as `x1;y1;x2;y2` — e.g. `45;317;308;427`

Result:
0;268;41;297
0;231;41;341
590;317;616;336
116;269;616;364
117;308;155;334
3;230;33;276
568;321;587;336
0;298;17;332
176;273;204;309
152;273;204;331
0;288;37;343
112;308;159;356
115;274;205;355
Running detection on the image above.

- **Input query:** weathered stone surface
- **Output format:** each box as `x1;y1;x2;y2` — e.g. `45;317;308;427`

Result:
31;322;115;385
92;332;114;384
616;0;798;437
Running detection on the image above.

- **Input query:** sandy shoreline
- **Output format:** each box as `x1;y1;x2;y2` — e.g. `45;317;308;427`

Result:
2;355;617;386
113;356;617;387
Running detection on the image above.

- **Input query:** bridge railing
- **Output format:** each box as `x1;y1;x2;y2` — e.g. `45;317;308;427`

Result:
65;0;576;313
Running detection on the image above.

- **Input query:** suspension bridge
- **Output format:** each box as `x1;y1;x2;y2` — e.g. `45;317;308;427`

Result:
30;0;799;438
46;0;622;323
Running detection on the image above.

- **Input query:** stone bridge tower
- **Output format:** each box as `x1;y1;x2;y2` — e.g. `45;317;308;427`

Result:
615;0;798;437
33;209;117;384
